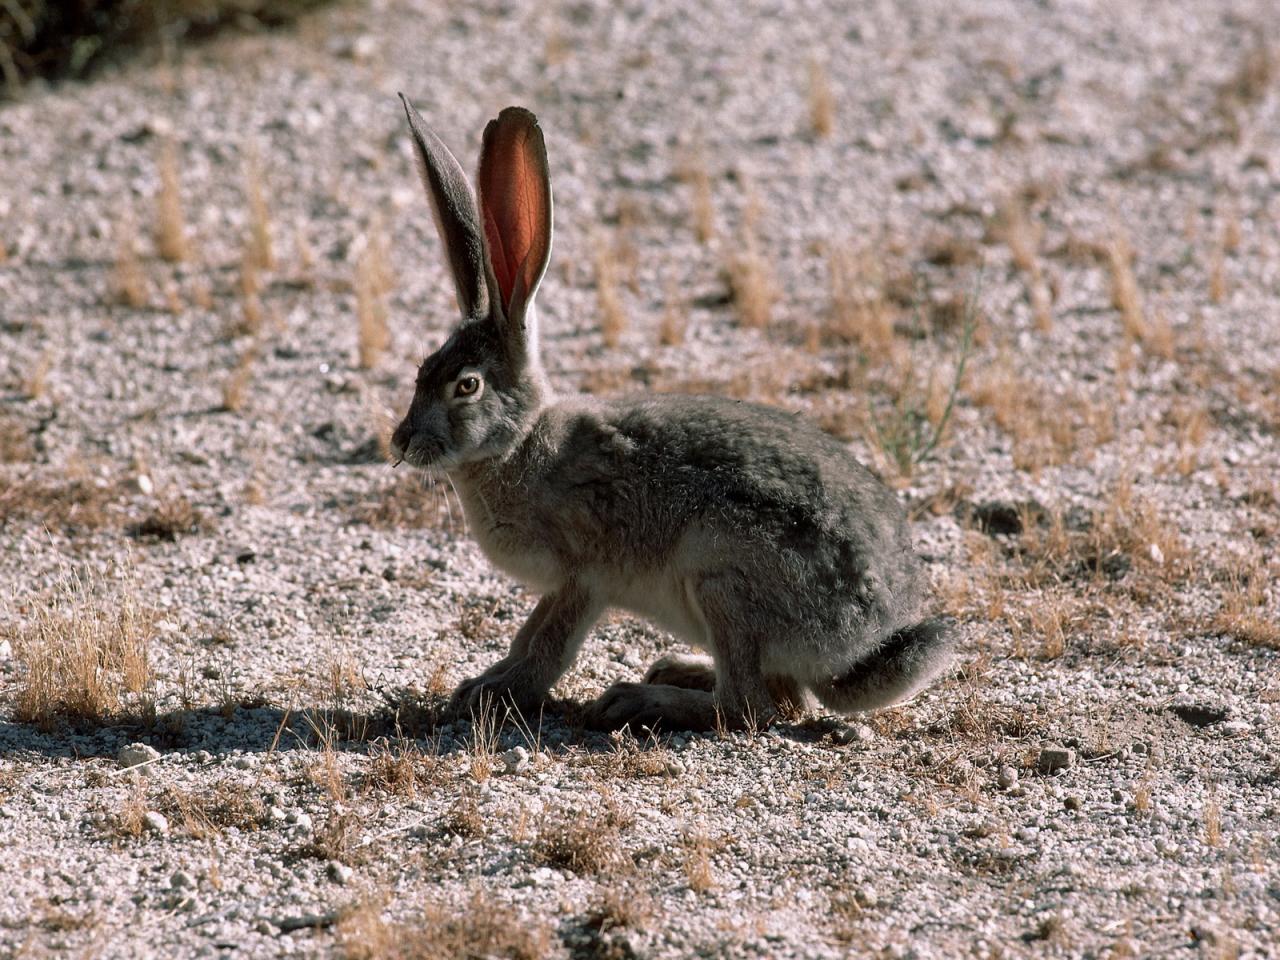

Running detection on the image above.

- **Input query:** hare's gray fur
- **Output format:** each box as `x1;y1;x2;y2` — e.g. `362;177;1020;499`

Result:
390;96;955;731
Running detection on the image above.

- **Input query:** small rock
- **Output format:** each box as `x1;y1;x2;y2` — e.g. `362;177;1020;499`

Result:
286;811;313;832
501;746;530;775
327;862;353;885
170;870;195;890
997;765;1019;790
1221;720;1251;737
143;811;169;835
0;639;12;659
832;724;874;746
855;884;879;908
1064;795;1083;812
117;743;160;769
135;474;154;496
1038;744;1077;773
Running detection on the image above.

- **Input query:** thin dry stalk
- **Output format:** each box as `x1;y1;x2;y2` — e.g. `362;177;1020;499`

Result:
1107;231;1145;342
724;192;775;330
113;215;148;308
678;148;716;244
595;234;628;347
658;277;687;346
21;349;52;400
221;346;257;412
808;59;835;138
355;229;392;369
827;243;895;358
244;150;275;271
155;137;189;262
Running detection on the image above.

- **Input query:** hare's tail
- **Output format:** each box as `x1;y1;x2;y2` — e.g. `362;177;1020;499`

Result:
814;617;956;714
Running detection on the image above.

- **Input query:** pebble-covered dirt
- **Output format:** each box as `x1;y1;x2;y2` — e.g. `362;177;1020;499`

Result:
1;0;1278;957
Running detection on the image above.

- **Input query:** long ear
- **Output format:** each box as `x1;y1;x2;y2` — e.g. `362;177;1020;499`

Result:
477;106;553;333
399;94;490;319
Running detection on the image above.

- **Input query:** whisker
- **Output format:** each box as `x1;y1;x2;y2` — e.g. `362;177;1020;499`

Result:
445;473;469;537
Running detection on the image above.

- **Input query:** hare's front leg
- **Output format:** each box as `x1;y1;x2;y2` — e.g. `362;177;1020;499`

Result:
449;582;601;719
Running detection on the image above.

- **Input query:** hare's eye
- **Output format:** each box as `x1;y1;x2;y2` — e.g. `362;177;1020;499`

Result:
455;375;481;397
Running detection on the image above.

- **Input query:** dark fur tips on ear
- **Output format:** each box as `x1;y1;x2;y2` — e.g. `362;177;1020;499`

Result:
400;94;490;319
477;106;552;321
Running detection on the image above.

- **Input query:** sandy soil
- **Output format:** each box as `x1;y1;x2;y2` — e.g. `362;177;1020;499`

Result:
1;0;1278;957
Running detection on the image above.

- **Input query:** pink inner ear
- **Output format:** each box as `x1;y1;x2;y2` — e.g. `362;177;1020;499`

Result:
480;121;547;314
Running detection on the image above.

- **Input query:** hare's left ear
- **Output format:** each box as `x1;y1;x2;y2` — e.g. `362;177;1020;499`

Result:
477;107;553;342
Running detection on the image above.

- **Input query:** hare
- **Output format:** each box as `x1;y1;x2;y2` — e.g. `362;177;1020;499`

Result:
389;96;955;732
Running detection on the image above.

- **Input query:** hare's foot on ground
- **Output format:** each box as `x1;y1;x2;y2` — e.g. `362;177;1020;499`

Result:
642;653;716;690
448;668;547;721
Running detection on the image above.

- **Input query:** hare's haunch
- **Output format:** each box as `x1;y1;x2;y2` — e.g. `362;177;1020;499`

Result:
389;97;955;731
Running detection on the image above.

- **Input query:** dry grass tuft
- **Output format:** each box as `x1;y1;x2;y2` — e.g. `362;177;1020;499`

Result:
130;492;204;541
723;193;776;330
1210;556;1280;649
243;150;275;271
536;796;634;875
990;196;1052;332
677;146;716;244
807;58;835;138
154;137;189;263
595;232;628;348
825;242;901;359
0;465;127;533
6;570;156;728
348;474;464;532
113;214;149;308
21;348;52;400
1107;231;1146;342
336;892;551;960
658;276;687;346
221;344;257;413
682;831;716;893
0;413;34;462
355;221;393;369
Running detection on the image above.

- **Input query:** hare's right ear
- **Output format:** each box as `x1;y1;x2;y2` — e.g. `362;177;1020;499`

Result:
399;94;490;320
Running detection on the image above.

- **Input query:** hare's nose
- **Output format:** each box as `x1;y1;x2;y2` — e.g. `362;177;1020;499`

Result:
390;420;412;458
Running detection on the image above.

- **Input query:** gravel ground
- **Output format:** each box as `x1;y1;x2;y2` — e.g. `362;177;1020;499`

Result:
2;0;1279;957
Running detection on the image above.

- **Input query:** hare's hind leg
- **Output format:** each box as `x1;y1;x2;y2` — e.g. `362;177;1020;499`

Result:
587;572;777;732
643;653;716;691
449;581;602;719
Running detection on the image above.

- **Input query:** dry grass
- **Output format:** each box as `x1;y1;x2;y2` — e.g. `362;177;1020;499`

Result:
807;58;835;138
355;223;392;369
21;348;52;400
221;344;257;412
112;214;148;308
723;192;776;330
5;570;155;728
595;233;628;348
535;796;634;875
348;474;464;532
825;242;900;359
244;149;275;271
677;146;716;244
990;196;1053;332
682;831;716;893
1107;231;1145;343
0;465;127;533
129;492;204;540
162;781;267;839
0;413;33;462
658;276;687;346
335;892;551;960
1210;556;1280;649
154;137;189;263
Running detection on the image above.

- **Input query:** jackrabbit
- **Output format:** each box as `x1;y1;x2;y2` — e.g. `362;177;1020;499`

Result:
389;96;955;731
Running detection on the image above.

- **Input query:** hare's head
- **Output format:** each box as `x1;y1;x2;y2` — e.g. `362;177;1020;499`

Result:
390;98;553;472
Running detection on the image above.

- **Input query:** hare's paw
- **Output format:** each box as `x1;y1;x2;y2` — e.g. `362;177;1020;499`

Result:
448;669;542;720
643;653;716;691
585;682;718;733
